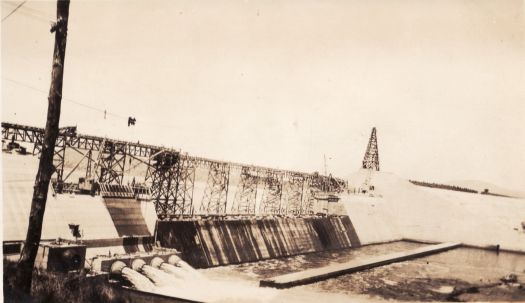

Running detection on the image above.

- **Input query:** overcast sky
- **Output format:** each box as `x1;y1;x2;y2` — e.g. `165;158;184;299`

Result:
2;0;524;189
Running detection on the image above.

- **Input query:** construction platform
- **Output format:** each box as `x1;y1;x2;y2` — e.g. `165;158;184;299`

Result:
260;242;461;288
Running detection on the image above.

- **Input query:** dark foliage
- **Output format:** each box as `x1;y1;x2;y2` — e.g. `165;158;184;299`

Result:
4;259;128;303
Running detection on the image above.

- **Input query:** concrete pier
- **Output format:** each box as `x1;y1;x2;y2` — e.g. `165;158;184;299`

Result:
260;242;461;288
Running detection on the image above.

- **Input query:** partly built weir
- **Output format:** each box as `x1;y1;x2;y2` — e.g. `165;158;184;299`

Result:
1;122;364;301
156;216;361;267
3;122;524;302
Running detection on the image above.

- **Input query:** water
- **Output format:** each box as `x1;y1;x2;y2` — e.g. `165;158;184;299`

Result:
118;242;525;302
118;241;420;302
202;242;525;302
159;263;190;280
202;240;422;281
303;247;525;301
120;267;156;292
141;265;179;287
177;260;202;277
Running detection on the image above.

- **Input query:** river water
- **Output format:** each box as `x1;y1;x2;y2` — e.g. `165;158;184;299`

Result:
198;241;525;302
119;241;525;302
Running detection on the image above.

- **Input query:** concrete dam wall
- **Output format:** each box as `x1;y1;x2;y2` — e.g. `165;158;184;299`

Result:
103;198;151;237
156;216;361;268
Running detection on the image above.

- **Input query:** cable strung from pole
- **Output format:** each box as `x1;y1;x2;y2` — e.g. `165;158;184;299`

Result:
2;1;54;24
2;77;127;120
2;1;27;22
2;76;185;131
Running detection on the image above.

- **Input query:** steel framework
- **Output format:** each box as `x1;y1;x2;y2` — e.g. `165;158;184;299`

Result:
173;155;196;216
2;122;163;158
200;162;230;215
149;151;179;218
302;177;321;215
52;136;67;183
96;141;127;184
231;167;259;214
2;122;349;218
284;174;305;215
259;171;283;215
362;127;380;171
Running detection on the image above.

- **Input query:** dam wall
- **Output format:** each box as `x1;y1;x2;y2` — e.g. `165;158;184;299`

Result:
103;198;152;237
156;216;361;268
2;153;159;260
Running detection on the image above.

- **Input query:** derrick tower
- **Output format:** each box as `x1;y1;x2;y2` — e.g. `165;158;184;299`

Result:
362;127;380;171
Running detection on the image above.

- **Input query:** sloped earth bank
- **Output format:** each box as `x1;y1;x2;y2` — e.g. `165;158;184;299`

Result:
343;169;525;251
201;242;525;302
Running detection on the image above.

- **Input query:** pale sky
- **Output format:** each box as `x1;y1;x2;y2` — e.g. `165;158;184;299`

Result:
2;0;524;189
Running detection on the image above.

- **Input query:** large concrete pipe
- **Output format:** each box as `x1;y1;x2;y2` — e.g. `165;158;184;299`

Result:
110;261;127;275
167;255;183;266
131;259;146;272
61;248;84;271
150;257;165;268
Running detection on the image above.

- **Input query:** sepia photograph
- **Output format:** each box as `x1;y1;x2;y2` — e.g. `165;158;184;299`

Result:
1;0;524;302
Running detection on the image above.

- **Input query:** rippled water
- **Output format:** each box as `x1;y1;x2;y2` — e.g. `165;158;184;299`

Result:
120;241;525;302
200;241;525;302
202;241;421;280
308;247;525;301
121;267;156;292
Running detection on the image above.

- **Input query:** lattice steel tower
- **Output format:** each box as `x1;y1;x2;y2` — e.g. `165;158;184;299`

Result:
362;127;380;171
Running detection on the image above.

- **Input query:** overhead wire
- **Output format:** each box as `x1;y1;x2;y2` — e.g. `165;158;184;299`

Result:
2;1;27;22
2;2;192;133
2;76;187;132
3;1;54;23
9;7;52;24
2;77;128;120
2;3;334;178
9;1;54;20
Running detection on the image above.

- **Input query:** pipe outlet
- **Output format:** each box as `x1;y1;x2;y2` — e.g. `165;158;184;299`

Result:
150;257;164;268
110;261;127;275
168;255;182;266
131;258;146;272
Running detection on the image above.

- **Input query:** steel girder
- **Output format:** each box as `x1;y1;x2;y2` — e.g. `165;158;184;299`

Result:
303;175;325;215
1;122;164;158
95;141;127;184
2;122;350;217
231;167;259;215
173;156;196;216
52;136;67;183
259;171;283;215
149;152;179;218
200;162;230;215
284;174;306;215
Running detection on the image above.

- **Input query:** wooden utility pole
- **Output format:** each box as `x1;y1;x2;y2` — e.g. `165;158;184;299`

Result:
15;0;70;294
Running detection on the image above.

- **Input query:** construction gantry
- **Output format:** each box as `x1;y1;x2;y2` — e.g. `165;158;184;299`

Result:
259;171;284;215
284;174;305;216
200;162;230;215
2;122;348;218
231;167;259;215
